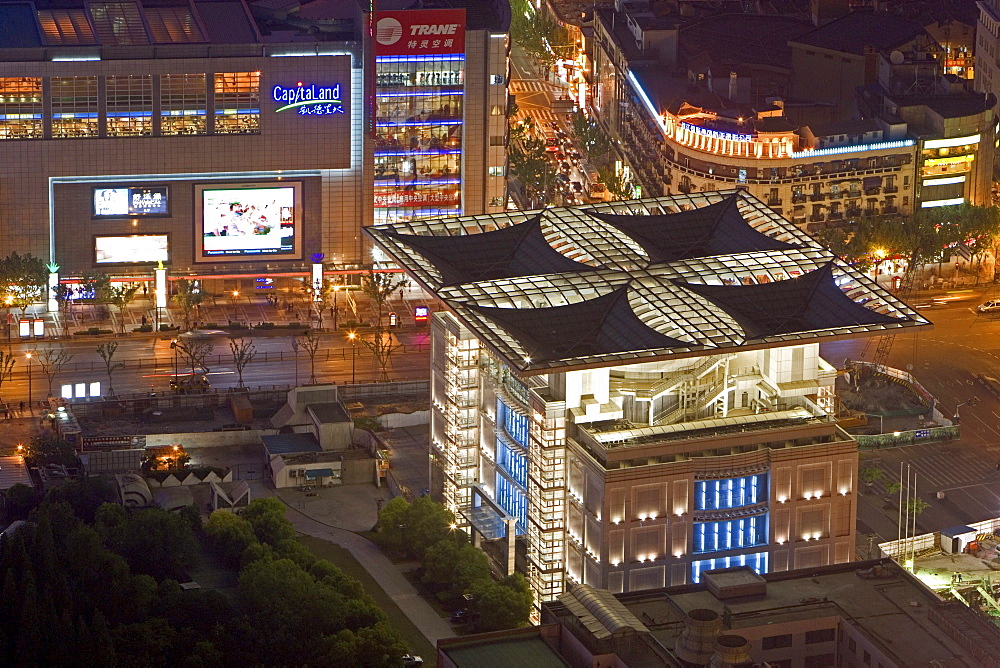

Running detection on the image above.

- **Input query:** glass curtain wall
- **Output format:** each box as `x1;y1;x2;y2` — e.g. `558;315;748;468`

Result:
0;78;43;139
51;76;98;137
374;54;464;223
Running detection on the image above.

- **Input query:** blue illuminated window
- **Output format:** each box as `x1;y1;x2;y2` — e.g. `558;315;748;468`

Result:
497;398;530;449
496;436;528;488
695;474;768;510
691;551;768;583
693;515;768;554
495;473;527;535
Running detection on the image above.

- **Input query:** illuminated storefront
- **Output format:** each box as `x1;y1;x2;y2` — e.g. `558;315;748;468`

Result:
374;9;467;224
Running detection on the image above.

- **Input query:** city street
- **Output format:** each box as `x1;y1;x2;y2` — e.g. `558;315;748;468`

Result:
821;288;1000;542
0;329;431;404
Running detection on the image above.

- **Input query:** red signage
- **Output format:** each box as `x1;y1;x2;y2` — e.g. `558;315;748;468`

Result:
374;189;461;208
374;9;466;56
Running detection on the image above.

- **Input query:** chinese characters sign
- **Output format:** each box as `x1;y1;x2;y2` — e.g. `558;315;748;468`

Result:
374;189;460;208
374;9;466;56
272;83;345;115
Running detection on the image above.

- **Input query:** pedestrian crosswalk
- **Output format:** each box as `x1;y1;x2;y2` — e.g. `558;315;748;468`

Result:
872;446;1000;490
511;79;558;94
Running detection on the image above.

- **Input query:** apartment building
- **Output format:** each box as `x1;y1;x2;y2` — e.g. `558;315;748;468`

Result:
366;190;929;614
584;5;993;232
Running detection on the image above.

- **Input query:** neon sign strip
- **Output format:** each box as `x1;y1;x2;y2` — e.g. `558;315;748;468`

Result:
791;139;914;158
275;98;343;113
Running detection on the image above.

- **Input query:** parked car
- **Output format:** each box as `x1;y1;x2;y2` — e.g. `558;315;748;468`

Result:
402;655;423;667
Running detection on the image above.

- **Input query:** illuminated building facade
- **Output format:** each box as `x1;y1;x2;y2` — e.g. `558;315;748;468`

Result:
584;5;993;232
367;190;930;616
373;5;510;226
0;0;509;296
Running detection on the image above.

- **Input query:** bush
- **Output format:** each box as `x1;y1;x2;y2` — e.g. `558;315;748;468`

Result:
254;322;276;330
203;322;219;328
158;324;178;332
133;325;153;333
225;323;250;330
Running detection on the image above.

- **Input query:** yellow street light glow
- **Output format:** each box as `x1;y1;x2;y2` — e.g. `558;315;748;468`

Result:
24;352;31;359
232;290;239;298
872;248;887;259
348;331;357;340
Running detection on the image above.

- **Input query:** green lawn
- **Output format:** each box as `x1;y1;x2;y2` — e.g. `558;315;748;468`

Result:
298;535;436;659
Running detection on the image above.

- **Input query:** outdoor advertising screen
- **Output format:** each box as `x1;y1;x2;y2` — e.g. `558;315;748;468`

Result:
95;235;169;264
195;183;301;262
93;186;169;218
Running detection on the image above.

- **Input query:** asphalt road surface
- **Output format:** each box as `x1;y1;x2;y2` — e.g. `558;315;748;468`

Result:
0;330;431;403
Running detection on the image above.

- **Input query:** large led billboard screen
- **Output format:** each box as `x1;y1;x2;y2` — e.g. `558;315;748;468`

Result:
194;183;301;262
95;235;169;264
93;186;169;218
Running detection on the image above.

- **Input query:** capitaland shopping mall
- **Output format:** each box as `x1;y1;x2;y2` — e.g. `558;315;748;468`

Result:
0;0;509;296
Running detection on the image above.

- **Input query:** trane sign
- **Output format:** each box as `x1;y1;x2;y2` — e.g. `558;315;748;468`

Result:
374;8;466;56
409;23;460;36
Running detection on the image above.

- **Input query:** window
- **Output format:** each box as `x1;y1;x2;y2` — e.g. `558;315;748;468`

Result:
805;628;835;644
498;398;530;448
214;72;260;134
848;638;857;653
695;474;767;510
804;654;835;668
863;650;871;666
762;634;792;650
106;75;153;136
160;73;207;135
490;74;505;85
693;515;767;553
691;551;767;583
490;104;505;115
51;76;99;138
490;135;505;146
489;166;506;176
0;77;43;139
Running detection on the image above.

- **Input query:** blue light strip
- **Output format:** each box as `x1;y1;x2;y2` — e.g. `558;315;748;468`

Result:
53;112;98;119
376;55;465;63
376;120;463;127
626;70;667;134
214;109;260;115
162;110;207;116
376;90;464;97
375;178;461;186
106;111;153;118
791;139;915;158
0;114;42;120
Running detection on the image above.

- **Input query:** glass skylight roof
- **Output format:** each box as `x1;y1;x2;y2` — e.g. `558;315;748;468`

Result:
365;189;931;375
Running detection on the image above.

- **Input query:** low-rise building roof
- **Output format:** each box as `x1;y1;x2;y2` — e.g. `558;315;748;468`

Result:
790;12;927;56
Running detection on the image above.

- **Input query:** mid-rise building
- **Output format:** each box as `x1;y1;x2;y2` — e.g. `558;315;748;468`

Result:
366;189;929;615
582;5;993;231
0;0;508;298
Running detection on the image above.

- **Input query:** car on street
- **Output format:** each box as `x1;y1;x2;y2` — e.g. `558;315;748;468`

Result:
402;655;423;667
544;137;559;152
977;300;1000;314
560;161;571;172
571;181;583;193
179;328;229;338
169;374;211;394
554;151;565;161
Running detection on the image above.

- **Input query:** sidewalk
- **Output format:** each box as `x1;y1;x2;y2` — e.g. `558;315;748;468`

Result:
258;481;456;647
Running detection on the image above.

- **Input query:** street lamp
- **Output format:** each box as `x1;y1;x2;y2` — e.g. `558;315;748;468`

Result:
231;290;240;325
872;248;886;287
332;283;341;331
170;339;179;389
348;330;357;384
24;352;32;408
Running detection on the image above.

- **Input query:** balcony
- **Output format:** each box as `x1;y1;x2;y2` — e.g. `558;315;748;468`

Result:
828;211;844;220
809;214;826;223
846;207;861;217
884;186;898;194
883;206;899;215
767;197;782;207
809;193;826;202
792;193;807;204
864;187;881;196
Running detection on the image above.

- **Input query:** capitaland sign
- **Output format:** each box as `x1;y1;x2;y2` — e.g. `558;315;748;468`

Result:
272;83;345;115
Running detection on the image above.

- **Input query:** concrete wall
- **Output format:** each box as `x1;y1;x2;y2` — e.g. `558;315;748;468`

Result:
144;429;272;448
377;410;430;429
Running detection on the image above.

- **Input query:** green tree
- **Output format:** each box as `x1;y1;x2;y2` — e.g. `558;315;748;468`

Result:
405;495;457;559
41;477;117;524
171;338;214;377
240;497;296;546
0;252;48;315
105;282;141;335
360;271;407;381
204;510;258;566
859;467;885;487
5;483;39;520
0;350;16;401
599;165;639;201
33;346;74;398
98;505;200;581
509;135;558;207
172;279;205;332
96;341;124;397
470;573;533;632
374;496;410;554
228;337;256;388
422;538;491;599
569;112;611;164
24;434;79;469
